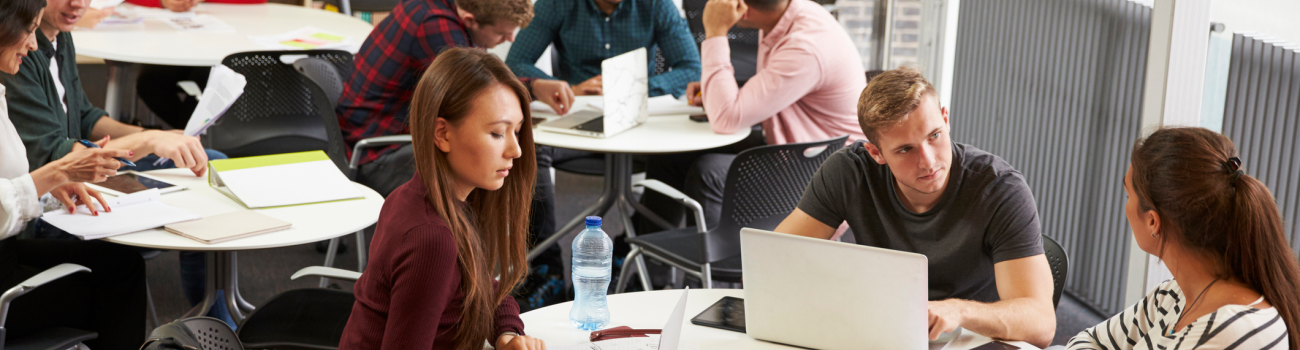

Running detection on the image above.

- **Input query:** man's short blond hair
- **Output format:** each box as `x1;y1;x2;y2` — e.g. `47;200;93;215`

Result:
857;67;937;144
459;0;534;28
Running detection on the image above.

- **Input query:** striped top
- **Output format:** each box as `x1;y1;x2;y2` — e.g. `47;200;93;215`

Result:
1067;279;1289;350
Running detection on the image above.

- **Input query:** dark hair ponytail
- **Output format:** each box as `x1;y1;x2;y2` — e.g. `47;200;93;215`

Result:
1131;127;1300;348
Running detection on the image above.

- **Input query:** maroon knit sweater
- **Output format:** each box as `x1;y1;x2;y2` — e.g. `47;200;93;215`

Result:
338;174;525;349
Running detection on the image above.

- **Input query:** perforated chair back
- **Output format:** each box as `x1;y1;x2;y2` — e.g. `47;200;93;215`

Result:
1042;234;1069;308
293;57;350;108
181;317;244;350
703;135;849;261
204;50;353;159
683;0;758;85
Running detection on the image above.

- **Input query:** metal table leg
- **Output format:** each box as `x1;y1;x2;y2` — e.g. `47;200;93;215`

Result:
230;252;256;314
181;252;219;319
104;61;139;123
222;252;246;323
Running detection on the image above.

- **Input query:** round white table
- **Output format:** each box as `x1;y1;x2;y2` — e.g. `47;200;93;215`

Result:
520;289;1043;350
529;96;751;290
70;3;374;121
103;168;384;323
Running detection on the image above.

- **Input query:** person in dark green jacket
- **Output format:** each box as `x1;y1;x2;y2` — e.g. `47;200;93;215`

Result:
1;0;235;327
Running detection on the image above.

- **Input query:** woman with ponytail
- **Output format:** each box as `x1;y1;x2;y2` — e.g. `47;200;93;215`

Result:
1067;127;1298;349
338;47;546;350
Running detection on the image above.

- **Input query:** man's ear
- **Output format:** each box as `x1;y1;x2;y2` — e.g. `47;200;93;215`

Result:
460;11;479;30
941;106;949;125
434;118;453;153
863;141;887;165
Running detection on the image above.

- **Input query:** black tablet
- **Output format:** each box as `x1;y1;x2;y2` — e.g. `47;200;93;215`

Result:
690;296;746;333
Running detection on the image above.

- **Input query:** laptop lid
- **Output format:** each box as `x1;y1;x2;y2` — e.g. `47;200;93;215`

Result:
740;228;929;350
600;47;649;137
659;288;689;350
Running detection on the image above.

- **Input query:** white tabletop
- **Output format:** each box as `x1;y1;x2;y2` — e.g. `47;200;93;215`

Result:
70;3;374;66
520;289;1042;350
532;96;751;154
102;168;384;251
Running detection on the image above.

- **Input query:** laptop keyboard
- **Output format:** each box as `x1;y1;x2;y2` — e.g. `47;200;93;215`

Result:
575;116;604;133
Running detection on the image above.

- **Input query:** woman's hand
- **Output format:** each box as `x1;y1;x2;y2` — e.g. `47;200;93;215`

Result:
58;138;131;183
50;183;112;216
496;334;546;350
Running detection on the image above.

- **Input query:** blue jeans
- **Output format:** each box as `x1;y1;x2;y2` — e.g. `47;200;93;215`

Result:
122;149;236;328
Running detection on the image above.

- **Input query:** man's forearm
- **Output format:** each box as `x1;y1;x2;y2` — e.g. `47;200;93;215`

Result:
944;297;1055;348
89;116;145;140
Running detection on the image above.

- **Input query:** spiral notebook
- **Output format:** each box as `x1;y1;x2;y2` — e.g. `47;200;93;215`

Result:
165;210;291;244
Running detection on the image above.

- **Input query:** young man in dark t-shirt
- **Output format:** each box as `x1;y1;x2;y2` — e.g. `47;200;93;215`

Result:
775;67;1056;348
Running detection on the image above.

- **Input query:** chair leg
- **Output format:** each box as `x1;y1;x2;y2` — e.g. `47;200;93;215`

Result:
145;279;159;331
670;267;684;289
320;237;340;288
634;252;652;292
615;248;640;294
701;263;712;289
354;230;367;272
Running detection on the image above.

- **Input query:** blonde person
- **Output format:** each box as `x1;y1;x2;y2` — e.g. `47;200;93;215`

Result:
1066;127;1297;349
0;0;146;346
339;48;545;350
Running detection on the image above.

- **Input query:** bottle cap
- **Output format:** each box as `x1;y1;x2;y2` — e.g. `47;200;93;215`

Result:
585;216;602;227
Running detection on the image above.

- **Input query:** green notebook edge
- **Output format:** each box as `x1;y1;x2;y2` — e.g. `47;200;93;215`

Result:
207;151;365;209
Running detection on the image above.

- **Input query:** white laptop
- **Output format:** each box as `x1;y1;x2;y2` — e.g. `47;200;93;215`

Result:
538;47;649;138
740;228;930;350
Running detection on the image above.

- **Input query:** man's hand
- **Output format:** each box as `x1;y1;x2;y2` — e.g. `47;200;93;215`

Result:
927;299;965;341
496;334;546;350
50;183;112;216
74;8;115;29
532;79;575;115
685;82;704;106
573;75;602;96
703;0;746;39
160;0;200;12
146;130;208;177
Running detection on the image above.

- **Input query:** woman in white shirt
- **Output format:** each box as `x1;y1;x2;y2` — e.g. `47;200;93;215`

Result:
0;0;148;347
1068;127;1298;350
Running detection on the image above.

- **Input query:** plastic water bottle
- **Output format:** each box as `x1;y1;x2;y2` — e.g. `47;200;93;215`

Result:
570;216;612;330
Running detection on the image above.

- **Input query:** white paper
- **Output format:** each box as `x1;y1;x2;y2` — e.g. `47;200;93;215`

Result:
216;160;363;209
589;95;702;116
127;6;196;18
89;0;124;10
184;65;245;137
248;27;360;51
41;189;200;240
161;14;233;32
531;100;575;116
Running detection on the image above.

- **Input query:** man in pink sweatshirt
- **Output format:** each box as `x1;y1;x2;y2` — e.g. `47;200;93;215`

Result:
642;0;865;230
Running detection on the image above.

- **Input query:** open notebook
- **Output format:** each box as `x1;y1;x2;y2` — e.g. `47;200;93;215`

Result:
41;189;200;240
165;210;291;244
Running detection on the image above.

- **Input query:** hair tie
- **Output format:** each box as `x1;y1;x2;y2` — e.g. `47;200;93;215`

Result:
1226;157;1242;172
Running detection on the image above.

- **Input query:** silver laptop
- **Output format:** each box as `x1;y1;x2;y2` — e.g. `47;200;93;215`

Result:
740;228;930;350
539;47;649;138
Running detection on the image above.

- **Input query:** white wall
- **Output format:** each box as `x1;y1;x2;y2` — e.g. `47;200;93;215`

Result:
1211;0;1300;44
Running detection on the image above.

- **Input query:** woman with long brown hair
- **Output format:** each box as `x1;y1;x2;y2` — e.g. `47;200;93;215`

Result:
338;47;545;350
1068;127;1298;349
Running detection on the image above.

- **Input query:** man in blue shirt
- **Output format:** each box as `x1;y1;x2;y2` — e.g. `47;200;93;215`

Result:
505;0;700;97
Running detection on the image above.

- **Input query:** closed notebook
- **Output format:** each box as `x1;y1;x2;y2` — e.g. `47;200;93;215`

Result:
165;210;292;244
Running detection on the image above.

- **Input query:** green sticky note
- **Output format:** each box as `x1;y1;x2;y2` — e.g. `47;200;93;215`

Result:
309;33;345;42
280;40;318;49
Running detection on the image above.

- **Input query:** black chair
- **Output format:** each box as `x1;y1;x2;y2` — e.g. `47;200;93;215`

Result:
293;57;350;109
204;50;353;159
176;316;244;350
1042;234;1069;309
683;0;758;86
615;136;848;292
236;268;361;350
0;264;97;350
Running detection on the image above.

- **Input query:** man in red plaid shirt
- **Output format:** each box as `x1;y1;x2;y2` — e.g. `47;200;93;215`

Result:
338;0;574;197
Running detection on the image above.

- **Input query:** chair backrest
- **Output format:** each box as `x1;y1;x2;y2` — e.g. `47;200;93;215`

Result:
703;136;849;261
682;0;758;85
204;50;353;159
293;57;348;108
181;317;244;350
1042;234;1069;308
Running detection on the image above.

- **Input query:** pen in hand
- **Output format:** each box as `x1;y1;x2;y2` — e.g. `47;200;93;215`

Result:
77;139;136;167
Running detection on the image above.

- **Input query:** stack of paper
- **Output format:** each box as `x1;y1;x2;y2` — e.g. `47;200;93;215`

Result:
41;189;200;240
209;151;364;209
184;64;245;136
161;15;234;32
165;210;291;244
249;27;360;51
